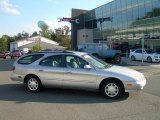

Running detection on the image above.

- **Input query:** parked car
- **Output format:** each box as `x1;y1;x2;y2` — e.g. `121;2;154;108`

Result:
129;49;160;63
78;43;121;64
10;50;23;59
11;51;146;99
5;51;10;56
0;51;7;59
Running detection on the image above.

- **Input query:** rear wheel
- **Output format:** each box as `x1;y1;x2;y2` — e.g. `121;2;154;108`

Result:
26;76;42;92
131;55;135;61
147;57;152;63
100;80;124;99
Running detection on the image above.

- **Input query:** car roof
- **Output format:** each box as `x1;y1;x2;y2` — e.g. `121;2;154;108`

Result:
134;48;151;51
26;50;87;56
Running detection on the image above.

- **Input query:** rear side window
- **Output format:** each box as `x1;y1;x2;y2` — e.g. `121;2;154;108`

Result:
18;54;44;64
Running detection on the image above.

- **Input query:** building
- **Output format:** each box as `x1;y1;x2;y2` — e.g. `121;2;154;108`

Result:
71;0;160;51
10;36;65;52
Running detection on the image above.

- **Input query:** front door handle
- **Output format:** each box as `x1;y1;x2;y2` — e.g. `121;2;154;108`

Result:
39;69;44;72
65;71;72;74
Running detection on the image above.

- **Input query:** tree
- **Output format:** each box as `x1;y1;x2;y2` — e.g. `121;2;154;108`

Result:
32;44;41;51
31;31;38;37
38;21;51;39
0;35;8;51
22;31;29;38
63;25;71;35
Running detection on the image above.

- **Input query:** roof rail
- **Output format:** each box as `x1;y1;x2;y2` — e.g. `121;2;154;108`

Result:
38;50;72;53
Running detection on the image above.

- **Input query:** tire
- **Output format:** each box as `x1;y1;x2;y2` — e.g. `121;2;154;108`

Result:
26;76;42;93
147;57;152;63
131;55;135;61
100;80;124;99
113;54;121;64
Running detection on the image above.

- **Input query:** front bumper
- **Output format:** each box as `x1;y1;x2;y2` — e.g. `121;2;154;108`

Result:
152;58;160;62
124;77;146;92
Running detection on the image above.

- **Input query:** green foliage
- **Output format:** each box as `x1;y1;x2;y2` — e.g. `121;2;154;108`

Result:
144;8;160;18
0;35;8;51
31;31;38;37
39;23;51;39
132;8;160;26
0;24;71;51
32;44;42;51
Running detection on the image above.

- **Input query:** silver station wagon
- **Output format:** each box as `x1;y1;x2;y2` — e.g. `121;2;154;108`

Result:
11;51;146;99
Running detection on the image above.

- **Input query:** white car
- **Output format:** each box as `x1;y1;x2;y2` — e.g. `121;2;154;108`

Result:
11;51;146;99
129;49;160;63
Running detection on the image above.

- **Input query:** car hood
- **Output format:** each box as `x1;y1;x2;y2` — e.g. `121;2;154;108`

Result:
104;65;141;78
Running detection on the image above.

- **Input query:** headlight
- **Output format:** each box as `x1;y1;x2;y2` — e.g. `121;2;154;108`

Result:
154;56;158;58
134;74;144;81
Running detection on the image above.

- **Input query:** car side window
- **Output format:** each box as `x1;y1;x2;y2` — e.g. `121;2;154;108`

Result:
65;55;88;69
18;54;44;64
135;50;142;53
39;55;63;67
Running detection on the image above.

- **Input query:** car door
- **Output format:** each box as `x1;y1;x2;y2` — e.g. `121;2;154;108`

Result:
134;50;142;60
63;55;97;89
142;50;148;61
37;55;64;87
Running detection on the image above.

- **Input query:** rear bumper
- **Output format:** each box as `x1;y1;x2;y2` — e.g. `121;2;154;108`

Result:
124;77;146;92
10;73;24;83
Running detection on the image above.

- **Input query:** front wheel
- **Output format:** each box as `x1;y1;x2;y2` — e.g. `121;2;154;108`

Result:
113;54;121;64
26;76;42;93
147;57;152;63
100;80;124;99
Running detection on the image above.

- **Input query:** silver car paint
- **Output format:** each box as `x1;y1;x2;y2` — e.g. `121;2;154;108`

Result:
11;52;146;92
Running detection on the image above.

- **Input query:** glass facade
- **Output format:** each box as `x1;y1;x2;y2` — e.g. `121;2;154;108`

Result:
72;0;160;50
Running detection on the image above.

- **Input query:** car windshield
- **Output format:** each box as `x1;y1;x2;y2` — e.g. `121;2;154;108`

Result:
145;49;154;54
82;54;110;69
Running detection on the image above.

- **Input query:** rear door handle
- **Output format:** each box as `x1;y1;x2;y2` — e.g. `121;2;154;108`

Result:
65;71;72;74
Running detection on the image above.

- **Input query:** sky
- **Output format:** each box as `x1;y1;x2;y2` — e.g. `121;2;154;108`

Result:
0;0;113;37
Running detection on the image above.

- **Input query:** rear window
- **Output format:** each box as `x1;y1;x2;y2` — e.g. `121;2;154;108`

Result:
18;54;44;64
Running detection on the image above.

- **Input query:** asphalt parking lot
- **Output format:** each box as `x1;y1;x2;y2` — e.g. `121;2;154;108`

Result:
0;58;160;120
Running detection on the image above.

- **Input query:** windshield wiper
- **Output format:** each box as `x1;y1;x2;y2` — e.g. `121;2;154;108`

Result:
102;64;112;69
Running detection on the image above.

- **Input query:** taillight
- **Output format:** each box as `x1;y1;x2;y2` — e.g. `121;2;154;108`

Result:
12;66;15;71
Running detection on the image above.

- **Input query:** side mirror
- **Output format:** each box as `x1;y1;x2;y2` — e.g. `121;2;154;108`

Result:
84;65;92;69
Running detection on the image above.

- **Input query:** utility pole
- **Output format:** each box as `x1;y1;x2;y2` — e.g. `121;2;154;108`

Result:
141;38;144;65
95;17;112;43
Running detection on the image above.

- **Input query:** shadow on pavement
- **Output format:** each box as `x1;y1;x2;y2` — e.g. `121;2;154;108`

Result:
121;57;160;66
0;84;129;104
0;59;15;71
